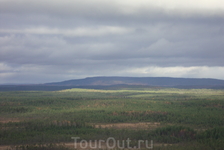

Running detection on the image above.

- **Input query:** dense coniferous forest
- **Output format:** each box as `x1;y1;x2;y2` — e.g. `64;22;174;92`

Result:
0;88;224;149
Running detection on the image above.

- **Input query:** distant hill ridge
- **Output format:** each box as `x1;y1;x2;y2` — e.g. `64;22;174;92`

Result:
1;76;224;91
46;76;224;87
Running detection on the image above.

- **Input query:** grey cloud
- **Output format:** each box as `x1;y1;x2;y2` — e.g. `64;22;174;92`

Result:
0;0;224;83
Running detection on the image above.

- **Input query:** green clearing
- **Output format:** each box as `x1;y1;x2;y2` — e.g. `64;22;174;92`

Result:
0;88;224;149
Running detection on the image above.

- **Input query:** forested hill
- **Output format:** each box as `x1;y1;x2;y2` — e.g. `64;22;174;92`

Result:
47;76;224;87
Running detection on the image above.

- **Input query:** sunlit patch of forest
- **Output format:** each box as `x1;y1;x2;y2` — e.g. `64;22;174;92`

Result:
0;88;224;149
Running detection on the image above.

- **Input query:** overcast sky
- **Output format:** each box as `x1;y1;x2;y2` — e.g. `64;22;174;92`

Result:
0;0;224;84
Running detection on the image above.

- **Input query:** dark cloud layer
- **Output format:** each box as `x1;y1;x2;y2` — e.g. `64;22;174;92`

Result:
1;0;224;83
